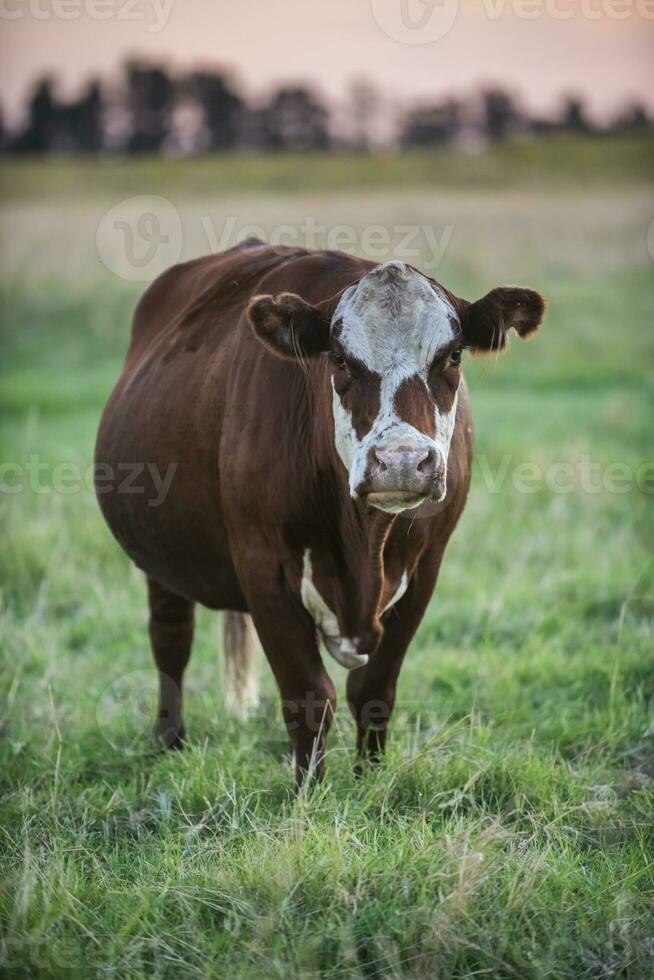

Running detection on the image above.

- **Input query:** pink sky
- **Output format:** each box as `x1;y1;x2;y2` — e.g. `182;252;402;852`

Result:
1;0;653;123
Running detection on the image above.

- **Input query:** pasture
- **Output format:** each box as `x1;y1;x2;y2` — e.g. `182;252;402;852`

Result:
1;139;653;978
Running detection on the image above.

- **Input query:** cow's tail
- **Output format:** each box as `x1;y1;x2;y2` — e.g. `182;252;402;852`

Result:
221;612;260;717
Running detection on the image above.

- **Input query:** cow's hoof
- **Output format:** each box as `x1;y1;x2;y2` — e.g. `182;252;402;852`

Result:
154;723;186;750
353;754;382;777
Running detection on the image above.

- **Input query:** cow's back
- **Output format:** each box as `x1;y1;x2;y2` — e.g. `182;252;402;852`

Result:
123;242;286;360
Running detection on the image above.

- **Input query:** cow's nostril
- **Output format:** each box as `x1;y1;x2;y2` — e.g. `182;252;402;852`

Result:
417;448;435;473
373;449;388;472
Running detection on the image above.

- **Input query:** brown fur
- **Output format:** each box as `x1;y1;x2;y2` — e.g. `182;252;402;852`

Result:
333;365;383;442
248;292;330;360
460;286;545;351
394;375;438;437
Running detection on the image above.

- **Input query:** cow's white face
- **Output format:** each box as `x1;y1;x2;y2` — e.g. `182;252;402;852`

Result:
328;261;462;512
248;257;545;513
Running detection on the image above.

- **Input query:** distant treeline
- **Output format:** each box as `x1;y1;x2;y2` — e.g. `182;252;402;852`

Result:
2;62;651;155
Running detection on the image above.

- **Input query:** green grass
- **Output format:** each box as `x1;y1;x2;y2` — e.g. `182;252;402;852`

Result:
1;148;654;978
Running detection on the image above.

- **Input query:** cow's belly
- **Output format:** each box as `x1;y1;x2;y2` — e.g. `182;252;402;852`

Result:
96;421;246;610
102;496;246;609
300;549;408;670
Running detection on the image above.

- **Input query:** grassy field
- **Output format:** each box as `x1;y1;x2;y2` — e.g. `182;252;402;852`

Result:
1;139;653;978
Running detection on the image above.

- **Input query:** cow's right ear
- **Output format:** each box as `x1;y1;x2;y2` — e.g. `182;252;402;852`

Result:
460;286;545;352
247;292;330;361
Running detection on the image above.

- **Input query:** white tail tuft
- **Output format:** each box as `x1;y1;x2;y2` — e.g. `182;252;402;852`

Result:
222;612;260;718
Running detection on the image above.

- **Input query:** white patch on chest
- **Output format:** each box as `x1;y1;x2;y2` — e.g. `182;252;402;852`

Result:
300;550;369;669
382;572;409;613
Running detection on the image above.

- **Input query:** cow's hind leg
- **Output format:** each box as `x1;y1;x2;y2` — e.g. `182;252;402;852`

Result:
147;577;195;749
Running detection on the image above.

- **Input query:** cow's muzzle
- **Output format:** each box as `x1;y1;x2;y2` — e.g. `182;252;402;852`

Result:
363;441;445;512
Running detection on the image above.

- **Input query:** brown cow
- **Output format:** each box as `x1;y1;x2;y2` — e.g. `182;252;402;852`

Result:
95;241;545;786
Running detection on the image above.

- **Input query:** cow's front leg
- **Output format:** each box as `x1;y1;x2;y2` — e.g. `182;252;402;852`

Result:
347;550;442;768
282;666;337;789
260;608;336;788
238;561;336;788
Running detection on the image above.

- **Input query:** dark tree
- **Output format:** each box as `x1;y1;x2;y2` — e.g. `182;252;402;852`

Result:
11;77;57;152
260;87;330;150
75;81;103;152
561;96;591;133
610;102;651;133
237;106;268;149
481;88;520;141
400;99;460;147
125;63;175;153
54;81;104;152
184;71;243;150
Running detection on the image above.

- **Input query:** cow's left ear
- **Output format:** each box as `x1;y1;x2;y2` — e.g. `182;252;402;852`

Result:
247;292;330;360
460;287;545;352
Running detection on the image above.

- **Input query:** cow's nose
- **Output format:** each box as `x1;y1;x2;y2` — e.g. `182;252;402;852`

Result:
363;441;445;508
373;444;436;478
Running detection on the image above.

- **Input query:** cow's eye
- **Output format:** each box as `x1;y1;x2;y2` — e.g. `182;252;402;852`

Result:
449;348;463;366
329;352;346;368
